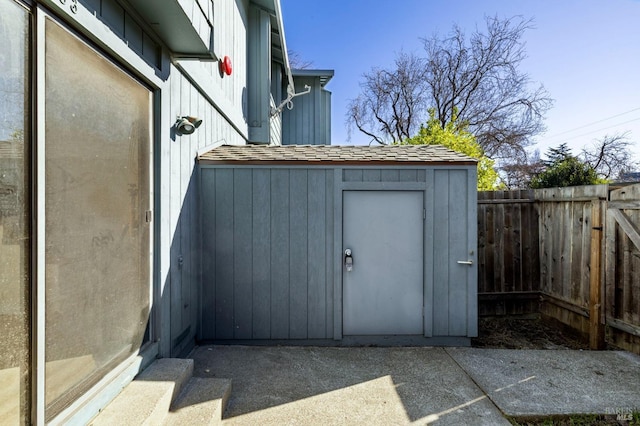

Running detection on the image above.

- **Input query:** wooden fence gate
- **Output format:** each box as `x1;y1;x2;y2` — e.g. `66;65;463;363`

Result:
605;184;640;353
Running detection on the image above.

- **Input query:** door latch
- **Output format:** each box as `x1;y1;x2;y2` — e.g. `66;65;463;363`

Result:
344;249;353;272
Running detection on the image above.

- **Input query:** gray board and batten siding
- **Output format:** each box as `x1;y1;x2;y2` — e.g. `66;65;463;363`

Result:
282;69;334;146
198;145;479;345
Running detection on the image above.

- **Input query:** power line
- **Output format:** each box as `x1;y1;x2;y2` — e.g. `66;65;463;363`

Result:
547;117;640;143
545;106;640;139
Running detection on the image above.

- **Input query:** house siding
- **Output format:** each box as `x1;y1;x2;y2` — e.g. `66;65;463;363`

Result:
176;0;250;139
165;65;247;357
269;96;283;145
282;74;332;145
200;167;335;339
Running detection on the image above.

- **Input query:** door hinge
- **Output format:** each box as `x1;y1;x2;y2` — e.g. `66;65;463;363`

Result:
423;208;426;220
145;210;153;223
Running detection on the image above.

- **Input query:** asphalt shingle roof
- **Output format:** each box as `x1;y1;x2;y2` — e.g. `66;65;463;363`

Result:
198;144;477;165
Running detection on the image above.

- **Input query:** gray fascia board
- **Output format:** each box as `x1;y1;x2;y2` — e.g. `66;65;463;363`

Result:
292;69;335;77
292;69;335;87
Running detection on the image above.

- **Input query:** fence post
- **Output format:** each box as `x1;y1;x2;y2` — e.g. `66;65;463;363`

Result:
589;199;605;350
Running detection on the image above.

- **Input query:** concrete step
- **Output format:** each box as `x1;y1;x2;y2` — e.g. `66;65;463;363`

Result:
90;358;194;426
163;377;232;426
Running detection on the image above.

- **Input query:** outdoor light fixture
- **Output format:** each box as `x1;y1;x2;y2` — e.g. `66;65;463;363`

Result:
175;116;202;135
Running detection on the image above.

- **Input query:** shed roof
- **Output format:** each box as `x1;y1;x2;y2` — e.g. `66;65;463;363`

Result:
198;144;477;166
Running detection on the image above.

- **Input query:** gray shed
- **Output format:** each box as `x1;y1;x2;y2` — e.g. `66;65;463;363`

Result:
198;144;478;346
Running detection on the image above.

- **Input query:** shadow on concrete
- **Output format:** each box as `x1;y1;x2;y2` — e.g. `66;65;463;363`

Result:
190;345;509;424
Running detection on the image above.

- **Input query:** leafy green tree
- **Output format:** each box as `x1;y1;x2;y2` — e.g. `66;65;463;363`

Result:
404;110;503;190
530;144;600;188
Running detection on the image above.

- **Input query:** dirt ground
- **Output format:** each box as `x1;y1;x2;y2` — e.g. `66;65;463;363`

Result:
472;316;591;350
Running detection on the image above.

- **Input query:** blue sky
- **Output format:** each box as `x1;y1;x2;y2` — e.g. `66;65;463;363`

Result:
281;0;640;162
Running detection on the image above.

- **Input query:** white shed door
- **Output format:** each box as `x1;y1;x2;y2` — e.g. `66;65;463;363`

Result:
343;191;424;335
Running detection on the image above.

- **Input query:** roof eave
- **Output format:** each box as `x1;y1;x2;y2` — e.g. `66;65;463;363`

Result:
274;0;294;91
199;159;477;166
292;69;335;87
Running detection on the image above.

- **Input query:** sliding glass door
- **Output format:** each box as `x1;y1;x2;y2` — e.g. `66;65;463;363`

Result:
1;3;155;422
43;18;153;420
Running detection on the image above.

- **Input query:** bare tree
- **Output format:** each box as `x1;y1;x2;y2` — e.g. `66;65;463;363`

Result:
581;133;639;180
347;52;428;144
346;16;553;157
425;16;552;159
500;149;545;189
288;49;313;70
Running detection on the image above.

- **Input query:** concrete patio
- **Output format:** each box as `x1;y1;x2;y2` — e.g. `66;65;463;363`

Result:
187;345;640;425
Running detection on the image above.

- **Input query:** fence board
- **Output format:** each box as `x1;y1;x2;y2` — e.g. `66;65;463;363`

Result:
539;201;552;294
605;206;618;320
589;200;605;349
570;201;584;303
503;192;515;293
579;202;592;307
477;190;539;315
479;184;639;354
606;184;640;353
521;190;539;293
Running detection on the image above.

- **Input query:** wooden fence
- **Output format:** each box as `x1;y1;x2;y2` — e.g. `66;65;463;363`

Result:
478;183;640;354
477;190;539;315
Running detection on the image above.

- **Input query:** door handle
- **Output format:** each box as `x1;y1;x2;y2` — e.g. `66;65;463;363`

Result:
457;260;473;265
344;249;353;272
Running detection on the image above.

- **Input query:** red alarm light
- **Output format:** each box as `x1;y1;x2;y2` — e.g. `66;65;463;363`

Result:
221;56;232;76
